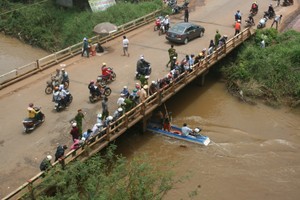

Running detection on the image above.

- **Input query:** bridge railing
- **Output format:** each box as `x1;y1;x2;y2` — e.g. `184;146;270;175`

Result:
0;10;162;90
3;28;253;200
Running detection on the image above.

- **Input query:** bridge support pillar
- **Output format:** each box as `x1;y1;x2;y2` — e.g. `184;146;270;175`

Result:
142;112;152;133
197;70;209;86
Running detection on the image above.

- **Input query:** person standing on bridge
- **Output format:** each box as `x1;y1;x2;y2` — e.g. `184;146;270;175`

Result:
271;15;283;30
102;97;109;120
70;122;80;142
74;109;85;135
81;37;90;58
166;44;177;68
122;35;130;57
214;30;221;47
234;20;241;37
184;7;189;22
54;144;68;161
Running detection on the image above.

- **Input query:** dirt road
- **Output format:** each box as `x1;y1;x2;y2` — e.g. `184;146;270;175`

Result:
0;0;299;198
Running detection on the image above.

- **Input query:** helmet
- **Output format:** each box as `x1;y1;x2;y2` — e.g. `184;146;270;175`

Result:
173;56;177;59
143;85;148;89
194;128;200;133
54;86;59;91
237;19;241;22
166;15;169;18
90;80;94;83
97;113;102;119
107;116;113;121
124;86;127;89
61;68;65;71
133;89;138;93
145;75;150;79
83;37;87;41
72;122;77;127
152;80;156;84
140;55;144;60
29;103;34;107
102;62;106;66
96;123;102;127
46;155;52;161
118;107;123;112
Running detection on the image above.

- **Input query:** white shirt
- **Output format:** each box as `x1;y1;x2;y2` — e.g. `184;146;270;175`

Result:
122;38;129;47
182;126;192;136
117;97;125;106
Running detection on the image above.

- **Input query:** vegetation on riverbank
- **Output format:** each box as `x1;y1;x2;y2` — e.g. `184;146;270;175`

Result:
220;29;300;107
0;0;164;52
29;145;178;199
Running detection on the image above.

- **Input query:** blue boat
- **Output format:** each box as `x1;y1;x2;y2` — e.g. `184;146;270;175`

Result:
147;123;210;146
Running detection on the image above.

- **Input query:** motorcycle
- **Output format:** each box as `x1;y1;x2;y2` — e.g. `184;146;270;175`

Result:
245;17;255;28
257;17;268;29
22;107;45;133
172;1;189;14
159;24;169;36
97;67;116;86
135;63;152;80
264;10;275;19
45;75;69;95
54;90;73;112
283;0;293;6
154;16;163;31
89;85;112;103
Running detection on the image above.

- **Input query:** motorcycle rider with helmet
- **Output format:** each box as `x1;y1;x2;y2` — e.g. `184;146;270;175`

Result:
61;68;69;85
250;2;258;14
162;15;170;31
58;85;68;107
27;103;42;121
268;4;275;17
136;55;150;76
101;63;113;79
88;80;101;96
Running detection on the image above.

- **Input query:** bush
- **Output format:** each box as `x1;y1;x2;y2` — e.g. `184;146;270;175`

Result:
33;145;175;200
221;29;300;106
0;0;164;52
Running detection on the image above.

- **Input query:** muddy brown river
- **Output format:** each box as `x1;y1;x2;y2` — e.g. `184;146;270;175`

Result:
116;74;300;200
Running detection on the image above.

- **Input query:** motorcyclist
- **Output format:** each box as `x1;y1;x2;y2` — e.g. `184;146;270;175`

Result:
55;68;62;83
247;13;255;25
88;80;101;96
58;85;68;107
61;68;69;85
250;2;258;14
101;63;113;79
162;15;170;31
120;86;130;98
268;4;275;17
136;55;150;75
52;86;61;102
27;103;41;121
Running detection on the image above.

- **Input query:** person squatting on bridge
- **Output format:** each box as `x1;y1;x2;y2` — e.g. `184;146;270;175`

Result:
55;144;68;161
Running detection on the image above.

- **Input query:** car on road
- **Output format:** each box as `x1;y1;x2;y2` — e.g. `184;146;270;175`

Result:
166;22;205;44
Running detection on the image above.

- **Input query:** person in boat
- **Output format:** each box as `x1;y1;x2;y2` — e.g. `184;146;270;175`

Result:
189;127;202;137
163;115;171;132
181;123;193;136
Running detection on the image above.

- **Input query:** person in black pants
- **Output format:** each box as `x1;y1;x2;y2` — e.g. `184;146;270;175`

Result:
184;7;189;22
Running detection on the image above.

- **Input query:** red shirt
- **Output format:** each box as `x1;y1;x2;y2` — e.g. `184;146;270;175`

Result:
235;22;241;30
102;67;112;76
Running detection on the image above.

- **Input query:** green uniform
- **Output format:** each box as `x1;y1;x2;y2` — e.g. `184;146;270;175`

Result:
75;112;84;134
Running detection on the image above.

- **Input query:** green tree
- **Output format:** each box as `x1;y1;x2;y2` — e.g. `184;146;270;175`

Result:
34;145;175;200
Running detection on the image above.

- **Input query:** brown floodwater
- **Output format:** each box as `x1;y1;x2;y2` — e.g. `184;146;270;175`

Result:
116;74;300;200
0;34;48;74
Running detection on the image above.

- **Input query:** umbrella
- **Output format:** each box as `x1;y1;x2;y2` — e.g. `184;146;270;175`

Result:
93;22;118;34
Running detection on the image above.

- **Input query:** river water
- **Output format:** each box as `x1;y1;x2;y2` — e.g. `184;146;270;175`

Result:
1;16;300;200
116;74;300;200
0;34;48;74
